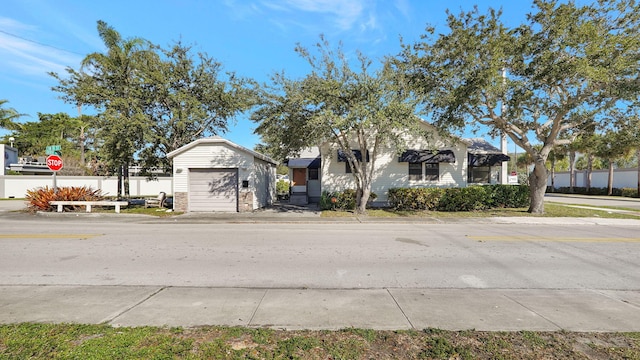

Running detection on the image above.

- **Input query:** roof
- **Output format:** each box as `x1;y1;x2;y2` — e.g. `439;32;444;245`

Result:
166;136;278;165
464;138;505;154
286;157;321;168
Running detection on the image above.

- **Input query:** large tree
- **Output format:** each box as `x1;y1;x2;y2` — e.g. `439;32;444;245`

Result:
398;0;640;213
252;38;422;214
51;20;151;196
137;41;255;175
52;22;253;185
7;113;96;175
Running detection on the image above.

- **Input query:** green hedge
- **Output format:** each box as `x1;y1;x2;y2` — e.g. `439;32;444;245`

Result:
388;185;530;211
554;186;639;198
387;188;444;211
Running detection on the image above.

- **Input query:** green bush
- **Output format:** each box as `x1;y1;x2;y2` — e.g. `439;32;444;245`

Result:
276;180;290;195
437;186;491;211
320;190;356;211
388;188;443;211
489;184;530;208
388;185;529;212
555;186;624;196
621;188;639;198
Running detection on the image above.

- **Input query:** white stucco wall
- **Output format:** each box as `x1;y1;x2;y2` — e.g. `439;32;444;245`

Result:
252;157;276;209
172;142;253;193
549;168;639;189
1;144;18;176
320;127;468;203
170;140;276;211
0;175;172;198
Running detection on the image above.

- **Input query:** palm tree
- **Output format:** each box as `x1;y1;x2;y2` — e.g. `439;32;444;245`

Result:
0;100;24;131
79;21;153;197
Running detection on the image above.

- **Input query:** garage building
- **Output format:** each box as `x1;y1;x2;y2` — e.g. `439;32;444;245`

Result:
167;137;277;212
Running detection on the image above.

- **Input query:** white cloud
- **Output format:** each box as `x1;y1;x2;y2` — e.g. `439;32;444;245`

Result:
0;26;82;79
222;0;265;20
260;0;372;32
393;0;411;19
0;17;36;32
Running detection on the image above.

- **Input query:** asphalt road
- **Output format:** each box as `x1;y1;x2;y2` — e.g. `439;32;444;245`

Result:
1;216;639;291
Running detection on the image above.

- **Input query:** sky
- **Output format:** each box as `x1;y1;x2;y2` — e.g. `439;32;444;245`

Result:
0;0;541;152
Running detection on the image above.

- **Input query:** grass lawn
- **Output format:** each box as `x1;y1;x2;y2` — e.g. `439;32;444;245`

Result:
321;203;640;219
1;324;638;359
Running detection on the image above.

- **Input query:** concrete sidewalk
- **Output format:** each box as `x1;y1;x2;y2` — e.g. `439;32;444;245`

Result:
1;285;639;331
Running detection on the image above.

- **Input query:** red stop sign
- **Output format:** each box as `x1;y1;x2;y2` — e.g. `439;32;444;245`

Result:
46;154;63;171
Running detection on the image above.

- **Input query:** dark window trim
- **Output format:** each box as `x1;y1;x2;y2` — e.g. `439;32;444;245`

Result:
308;168;319;180
408;162;422;181
425;163;439;181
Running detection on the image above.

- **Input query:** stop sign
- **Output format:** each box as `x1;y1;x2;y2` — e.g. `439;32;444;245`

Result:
46;154;63;172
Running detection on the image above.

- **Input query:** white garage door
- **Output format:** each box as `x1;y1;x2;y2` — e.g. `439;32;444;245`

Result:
188;169;238;212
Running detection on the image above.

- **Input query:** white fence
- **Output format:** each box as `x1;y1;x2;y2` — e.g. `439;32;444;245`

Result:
549;168;639;189
0;175;173;199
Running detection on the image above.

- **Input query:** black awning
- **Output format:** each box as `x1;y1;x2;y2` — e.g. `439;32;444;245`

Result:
285;157;321;169
468;153;510;166
337;149;370;162
398;149;456;164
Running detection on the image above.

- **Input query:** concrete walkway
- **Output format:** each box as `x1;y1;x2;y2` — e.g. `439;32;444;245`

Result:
1;285;639;331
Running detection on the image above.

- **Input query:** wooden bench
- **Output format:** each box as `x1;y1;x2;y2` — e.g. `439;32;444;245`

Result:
49;201;129;213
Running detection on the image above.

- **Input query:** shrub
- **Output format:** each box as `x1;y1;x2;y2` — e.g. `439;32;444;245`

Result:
276;180;290;195
335;189;356;210
437;186;492;212
621;188;639;198
388;188;443;211
319;189;356;210
490;184;530;208
388;185;529;211
555;186;625;196
26;186;104;212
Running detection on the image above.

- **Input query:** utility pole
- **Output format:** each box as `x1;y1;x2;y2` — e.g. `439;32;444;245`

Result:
500;68;508;184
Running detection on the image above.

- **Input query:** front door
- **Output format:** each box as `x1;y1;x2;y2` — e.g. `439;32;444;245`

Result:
293;168;307;186
292;168;307;194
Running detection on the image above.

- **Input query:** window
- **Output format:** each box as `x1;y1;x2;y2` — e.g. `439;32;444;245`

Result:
408;162;422;180
468;166;490;183
308;168;319;180
425;163;439;181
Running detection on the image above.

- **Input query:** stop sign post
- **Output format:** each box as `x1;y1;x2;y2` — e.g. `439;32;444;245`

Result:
46;154;63;192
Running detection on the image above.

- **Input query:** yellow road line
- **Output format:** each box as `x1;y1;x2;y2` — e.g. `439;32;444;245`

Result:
0;234;101;240
468;236;640;243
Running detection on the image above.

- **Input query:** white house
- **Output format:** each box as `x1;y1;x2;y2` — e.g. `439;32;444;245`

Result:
285;123;509;205
1;144;18;176
167;137;277;212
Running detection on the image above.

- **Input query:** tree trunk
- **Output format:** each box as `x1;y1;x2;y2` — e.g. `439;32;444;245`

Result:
586;154;594;192
124;162;130;198
550;158;556;192
637;149;640;198
356;184;371;215
569;150;576;193
117;165;123;198
527;160;548;214
607;159;614;196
